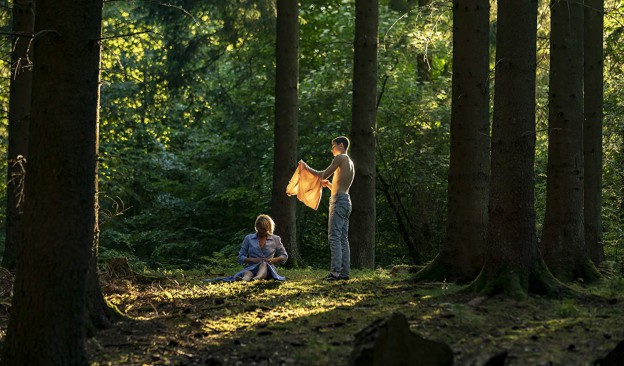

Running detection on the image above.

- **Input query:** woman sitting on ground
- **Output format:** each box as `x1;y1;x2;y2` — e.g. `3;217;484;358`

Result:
235;214;288;281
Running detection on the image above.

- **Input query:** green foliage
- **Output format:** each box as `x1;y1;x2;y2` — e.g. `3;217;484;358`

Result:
97;0;278;267
602;276;624;298
0;0;621;271
75;0;624;269
98;247;146;270
94;0;457;269
601;2;624;265
375;2;452;262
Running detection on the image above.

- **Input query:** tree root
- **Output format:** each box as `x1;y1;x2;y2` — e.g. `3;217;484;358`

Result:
547;255;604;284
463;260;576;300
409;253;478;284
574;259;603;285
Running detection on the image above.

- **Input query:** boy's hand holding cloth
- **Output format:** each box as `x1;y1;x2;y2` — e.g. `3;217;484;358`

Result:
286;160;323;210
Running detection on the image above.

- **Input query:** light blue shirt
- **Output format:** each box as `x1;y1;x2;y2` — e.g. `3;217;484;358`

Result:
237;233;288;266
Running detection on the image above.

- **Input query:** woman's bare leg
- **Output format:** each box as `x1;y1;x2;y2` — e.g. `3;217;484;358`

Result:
254;261;268;280
241;271;254;282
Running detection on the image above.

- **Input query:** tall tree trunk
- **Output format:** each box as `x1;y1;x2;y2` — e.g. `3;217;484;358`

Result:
2;0;34;271
467;0;561;298
541;0;601;282
349;0;378;269
271;0;301;267
1;0;103;364
414;0;490;283
583;0;605;266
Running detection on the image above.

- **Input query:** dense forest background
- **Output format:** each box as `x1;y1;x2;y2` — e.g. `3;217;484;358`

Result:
0;0;621;271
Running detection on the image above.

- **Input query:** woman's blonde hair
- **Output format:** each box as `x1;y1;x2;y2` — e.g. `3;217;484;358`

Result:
255;214;276;235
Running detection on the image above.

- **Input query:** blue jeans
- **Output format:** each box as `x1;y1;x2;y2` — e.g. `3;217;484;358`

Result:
328;193;352;276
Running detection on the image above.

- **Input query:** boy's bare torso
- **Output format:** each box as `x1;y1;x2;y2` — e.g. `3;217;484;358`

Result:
302;153;355;195
328;154;355;195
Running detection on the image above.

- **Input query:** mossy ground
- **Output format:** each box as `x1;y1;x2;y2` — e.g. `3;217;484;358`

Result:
1;268;622;365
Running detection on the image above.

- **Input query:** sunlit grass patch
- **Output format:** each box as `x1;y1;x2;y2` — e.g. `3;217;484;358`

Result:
92;267;624;365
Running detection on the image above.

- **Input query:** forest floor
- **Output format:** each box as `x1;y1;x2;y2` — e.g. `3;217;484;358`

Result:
79;267;624;365
1;267;622;365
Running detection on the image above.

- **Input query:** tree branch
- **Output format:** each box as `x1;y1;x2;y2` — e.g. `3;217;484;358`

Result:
98;31;151;41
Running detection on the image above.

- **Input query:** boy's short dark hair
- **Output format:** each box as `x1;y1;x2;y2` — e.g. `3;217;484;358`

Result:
333;136;350;151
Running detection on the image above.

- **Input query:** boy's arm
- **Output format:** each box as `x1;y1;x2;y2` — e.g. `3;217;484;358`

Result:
302;156;341;179
301;161;322;176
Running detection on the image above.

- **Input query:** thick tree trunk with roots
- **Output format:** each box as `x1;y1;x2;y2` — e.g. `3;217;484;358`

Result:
2;0;34;271
414;0;490;284
1;0;104;364
583;0;605;266
541;0;601;283
466;0;563;298
349;0;378;269
271;0;301;267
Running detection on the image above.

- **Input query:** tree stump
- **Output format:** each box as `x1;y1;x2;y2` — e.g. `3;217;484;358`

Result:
349;312;453;366
595;340;624;366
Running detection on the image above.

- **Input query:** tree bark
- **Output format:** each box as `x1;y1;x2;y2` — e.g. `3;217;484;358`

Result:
86;225;123;335
1;0;103;364
414;0;489;283
467;0;562;298
271;0;301;267
349;0;378;269
2;0;34;271
583;0;605;266
541;0;601;283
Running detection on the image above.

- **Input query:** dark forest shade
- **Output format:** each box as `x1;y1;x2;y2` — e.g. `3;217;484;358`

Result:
414;0;490;283
2;0;34;271
468;0;560;297
1;0;104;364
584;0;605;266
541;0;601;283
271;0;301;266
349;0;378;269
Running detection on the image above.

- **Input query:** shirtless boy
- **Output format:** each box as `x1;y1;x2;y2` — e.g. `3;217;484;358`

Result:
302;136;355;281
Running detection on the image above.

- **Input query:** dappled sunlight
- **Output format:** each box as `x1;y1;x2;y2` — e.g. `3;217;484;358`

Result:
92;269;427;363
109;269;396;327
83;269;624;364
0;0;620;363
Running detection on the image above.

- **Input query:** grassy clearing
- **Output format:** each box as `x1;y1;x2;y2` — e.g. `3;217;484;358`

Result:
83;268;624;365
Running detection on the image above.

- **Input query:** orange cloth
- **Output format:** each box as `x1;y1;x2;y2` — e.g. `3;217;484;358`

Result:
286;161;323;210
